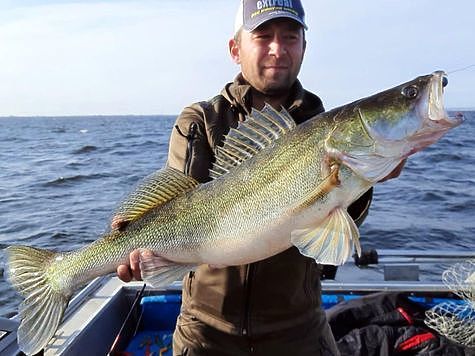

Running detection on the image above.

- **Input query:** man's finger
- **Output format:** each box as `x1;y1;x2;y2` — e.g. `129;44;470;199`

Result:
130;249;143;281
117;264;133;282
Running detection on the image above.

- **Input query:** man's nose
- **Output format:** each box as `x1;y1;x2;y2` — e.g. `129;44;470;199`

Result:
269;37;286;57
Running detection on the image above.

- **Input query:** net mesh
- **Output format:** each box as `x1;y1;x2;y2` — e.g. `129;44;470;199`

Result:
424;259;475;347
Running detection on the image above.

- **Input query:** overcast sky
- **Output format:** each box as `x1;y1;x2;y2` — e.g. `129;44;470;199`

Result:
0;0;474;116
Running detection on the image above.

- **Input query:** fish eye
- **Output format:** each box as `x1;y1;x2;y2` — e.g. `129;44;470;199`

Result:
402;85;419;99
442;76;448;88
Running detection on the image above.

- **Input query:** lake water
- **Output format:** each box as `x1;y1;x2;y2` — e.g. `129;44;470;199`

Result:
0;111;474;317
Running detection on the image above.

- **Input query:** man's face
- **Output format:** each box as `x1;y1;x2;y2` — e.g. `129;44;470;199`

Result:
230;19;306;95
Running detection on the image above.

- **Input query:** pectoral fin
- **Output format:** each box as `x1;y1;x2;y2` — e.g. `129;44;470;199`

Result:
138;250;195;287
291;207;361;265
292;163;340;213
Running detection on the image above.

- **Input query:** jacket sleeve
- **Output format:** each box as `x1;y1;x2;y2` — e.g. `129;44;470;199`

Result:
166;104;214;183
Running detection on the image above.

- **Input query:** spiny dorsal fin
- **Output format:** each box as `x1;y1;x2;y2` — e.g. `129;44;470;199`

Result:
111;167;199;229
210;104;296;179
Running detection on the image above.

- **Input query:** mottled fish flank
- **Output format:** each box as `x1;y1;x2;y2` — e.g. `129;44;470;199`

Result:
5;71;463;354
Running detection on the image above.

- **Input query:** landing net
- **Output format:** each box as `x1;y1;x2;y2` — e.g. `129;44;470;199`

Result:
425;259;475;347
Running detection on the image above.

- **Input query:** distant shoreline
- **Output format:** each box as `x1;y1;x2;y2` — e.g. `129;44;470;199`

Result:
0;109;473;119
0;114;178;119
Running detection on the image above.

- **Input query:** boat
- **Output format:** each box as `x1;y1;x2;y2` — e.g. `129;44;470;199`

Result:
1;249;474;355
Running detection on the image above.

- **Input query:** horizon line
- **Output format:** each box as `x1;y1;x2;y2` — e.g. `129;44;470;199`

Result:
1;107;474;119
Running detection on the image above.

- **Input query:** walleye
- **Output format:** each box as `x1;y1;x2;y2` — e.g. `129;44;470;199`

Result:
5;71;462;354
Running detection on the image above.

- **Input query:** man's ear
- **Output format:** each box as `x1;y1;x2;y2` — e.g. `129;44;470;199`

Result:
229;38;241;64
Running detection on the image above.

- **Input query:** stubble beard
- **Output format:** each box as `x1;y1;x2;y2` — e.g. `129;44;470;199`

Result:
259;75;294;96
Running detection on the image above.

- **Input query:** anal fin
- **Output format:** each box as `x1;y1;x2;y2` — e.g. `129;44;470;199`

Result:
138;251;195;287
291;207;361;265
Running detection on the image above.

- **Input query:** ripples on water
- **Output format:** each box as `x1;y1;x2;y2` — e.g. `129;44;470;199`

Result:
0;112;474;316
0;115;174;315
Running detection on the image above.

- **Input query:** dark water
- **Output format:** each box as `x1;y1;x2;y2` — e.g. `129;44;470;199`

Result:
0;112;474;317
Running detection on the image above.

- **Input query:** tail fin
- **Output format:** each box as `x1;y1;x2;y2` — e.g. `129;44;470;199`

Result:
5;245;70;355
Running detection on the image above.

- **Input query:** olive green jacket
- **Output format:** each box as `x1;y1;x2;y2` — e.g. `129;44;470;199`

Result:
166;74;372;336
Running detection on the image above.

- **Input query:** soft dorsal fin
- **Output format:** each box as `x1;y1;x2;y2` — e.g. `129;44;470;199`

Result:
210;104;296;179
111;167;199;230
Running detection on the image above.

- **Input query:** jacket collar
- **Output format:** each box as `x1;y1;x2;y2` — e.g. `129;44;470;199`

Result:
222;73;309;115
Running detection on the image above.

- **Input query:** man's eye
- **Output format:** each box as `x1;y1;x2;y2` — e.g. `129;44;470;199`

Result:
284;33;299;41
255;34;271;40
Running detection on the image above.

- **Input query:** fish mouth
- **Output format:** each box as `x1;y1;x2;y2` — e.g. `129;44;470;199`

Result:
423;71;464;127
411;71;464;151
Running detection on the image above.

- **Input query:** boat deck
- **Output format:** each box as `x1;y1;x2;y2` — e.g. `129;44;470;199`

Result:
0;249;473;355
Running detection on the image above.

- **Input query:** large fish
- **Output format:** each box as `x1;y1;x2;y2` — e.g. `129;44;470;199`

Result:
5;71;463;354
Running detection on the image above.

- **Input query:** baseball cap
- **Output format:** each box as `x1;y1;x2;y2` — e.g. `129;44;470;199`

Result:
234;0;307;34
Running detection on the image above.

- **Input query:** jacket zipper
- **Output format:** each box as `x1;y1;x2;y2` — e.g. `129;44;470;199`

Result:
175;122;198;176
241;263;255;336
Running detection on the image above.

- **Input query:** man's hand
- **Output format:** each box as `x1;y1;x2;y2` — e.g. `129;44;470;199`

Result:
117;249;142;282
379;159;406;182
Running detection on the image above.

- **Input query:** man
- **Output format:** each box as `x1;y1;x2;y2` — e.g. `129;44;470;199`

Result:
117;1;394;354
